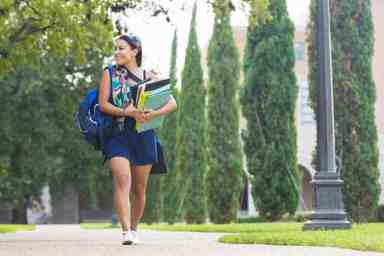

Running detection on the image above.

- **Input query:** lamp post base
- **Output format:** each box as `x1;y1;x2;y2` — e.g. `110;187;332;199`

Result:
304;219;351;230
303;173;352;230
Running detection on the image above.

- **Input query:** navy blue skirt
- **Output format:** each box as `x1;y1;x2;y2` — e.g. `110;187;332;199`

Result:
102;118;158;166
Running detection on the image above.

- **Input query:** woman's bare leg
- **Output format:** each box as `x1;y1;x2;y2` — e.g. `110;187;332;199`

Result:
109;157;132;232
130;164;152;231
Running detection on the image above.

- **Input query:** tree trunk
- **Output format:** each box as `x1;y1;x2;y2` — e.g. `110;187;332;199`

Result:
12;202;27;224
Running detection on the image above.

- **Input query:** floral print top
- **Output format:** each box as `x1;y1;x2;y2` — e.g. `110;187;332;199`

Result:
110;66;132;108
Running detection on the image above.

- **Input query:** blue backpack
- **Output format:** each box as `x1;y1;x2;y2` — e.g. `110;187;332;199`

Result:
75;65;114;150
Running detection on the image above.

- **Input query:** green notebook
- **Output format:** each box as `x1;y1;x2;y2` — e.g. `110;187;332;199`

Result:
136;89;172;133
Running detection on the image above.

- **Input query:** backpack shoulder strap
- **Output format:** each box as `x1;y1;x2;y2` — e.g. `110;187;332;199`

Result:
106;64;114;102
107;64;114;83
126;68;152;87
126;69;143;82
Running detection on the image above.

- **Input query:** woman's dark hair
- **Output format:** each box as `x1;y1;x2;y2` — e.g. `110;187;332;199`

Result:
118;35;142;67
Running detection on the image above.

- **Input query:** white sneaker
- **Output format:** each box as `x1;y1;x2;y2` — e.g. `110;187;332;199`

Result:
131;230;141;244
122;231;134;245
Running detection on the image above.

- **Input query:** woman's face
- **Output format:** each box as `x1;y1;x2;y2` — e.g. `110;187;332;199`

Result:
114;39;138;66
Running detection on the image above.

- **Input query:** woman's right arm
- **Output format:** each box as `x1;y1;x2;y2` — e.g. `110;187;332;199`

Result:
98;69;145;122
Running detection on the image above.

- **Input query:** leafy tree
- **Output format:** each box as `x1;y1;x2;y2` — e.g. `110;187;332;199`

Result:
0;64;62;223
0;0;121;72
0;51;111;223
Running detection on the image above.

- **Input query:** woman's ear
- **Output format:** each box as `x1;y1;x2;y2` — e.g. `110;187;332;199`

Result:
132;48;138;57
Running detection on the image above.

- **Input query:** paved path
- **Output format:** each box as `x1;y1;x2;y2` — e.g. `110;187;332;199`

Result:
0;225;383;256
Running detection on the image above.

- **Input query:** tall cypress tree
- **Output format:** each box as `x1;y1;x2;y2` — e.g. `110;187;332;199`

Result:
240;0;299;220
141;176;161;224
174;3;207;224
159;29;180;224
307;0;380;222
205;0;243;224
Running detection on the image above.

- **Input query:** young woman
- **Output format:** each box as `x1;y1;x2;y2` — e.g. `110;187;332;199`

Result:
98;35;177;245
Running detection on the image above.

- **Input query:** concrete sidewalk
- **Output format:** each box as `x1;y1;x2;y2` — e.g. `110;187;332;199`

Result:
0;225;383;256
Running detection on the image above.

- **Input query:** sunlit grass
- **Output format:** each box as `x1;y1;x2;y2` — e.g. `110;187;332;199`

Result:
80;223;120;229
220;223;384;252
139;222;302;233
0;225;35;233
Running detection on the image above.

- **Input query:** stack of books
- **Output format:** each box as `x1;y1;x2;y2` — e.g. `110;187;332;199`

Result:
135;78;171;133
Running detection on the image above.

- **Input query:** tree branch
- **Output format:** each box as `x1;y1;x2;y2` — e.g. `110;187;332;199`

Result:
24;0;43;19
3;19;54;56
0;49;9;58
10;21;52;45
0;8;6;16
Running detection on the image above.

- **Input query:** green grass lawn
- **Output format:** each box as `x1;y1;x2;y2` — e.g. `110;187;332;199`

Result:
80;222;302;233
0;225;35;233
81;222;384;253
140;223;303;233
219;223;384;253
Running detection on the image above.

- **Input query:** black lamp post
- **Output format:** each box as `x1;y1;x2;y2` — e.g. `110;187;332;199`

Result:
303;0;351;230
